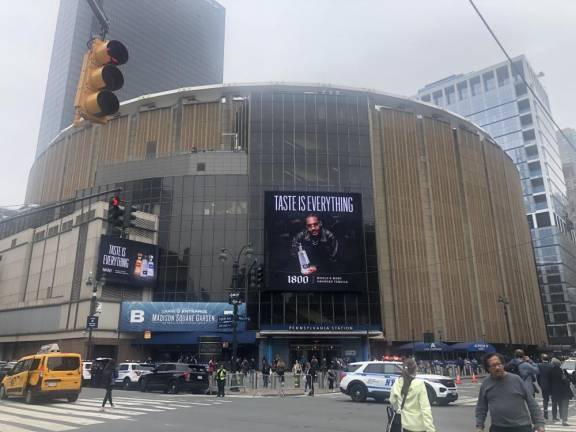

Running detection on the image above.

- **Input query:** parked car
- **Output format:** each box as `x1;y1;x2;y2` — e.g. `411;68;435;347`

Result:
139;363;209;394
115;362;154;389
0;362;16;383
339;361;458;405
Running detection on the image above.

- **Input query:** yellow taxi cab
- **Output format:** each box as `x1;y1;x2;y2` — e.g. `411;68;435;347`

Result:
0;344;82;404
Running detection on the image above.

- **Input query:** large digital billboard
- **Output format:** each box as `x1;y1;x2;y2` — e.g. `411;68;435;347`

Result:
264;192;365;292
119;302;247;332
97;235;158;288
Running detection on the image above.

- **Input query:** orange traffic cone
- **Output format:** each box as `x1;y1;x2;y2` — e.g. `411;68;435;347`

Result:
472;373;478;384
456;373;462;385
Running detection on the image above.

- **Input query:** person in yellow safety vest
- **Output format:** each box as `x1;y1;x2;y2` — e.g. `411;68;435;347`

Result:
216;364;227;398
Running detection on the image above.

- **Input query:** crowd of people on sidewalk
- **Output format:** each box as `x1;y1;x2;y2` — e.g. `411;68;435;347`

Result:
385;349;576;432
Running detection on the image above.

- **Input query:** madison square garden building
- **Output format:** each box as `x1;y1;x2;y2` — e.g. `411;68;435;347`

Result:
3;83;547;362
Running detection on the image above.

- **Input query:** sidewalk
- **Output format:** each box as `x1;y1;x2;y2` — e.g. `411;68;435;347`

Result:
208;385;337;397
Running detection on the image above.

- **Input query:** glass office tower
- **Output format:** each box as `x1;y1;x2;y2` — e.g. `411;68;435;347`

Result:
36;0;225;157
418;56;576;345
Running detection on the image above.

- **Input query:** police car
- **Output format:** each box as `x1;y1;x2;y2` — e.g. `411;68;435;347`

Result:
339;361;458;405
115;362;154;389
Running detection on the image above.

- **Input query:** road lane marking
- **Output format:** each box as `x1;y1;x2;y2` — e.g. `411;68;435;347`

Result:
0;405;102;426
0;422;36;432
2;401;129;420
0;413;75;432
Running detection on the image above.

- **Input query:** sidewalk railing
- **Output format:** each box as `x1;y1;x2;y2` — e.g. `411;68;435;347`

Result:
212;371;341;393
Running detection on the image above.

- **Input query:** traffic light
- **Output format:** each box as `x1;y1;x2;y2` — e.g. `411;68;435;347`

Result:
74;39;128;126
107;196;124;237
123;202;137;229
249;267;258;288
229;291;241;306
256;266;264;287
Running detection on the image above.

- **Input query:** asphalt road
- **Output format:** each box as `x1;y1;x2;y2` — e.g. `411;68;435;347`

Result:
1;382;576;432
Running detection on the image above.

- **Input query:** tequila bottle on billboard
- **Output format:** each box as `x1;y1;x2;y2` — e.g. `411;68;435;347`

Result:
298;243;311;275
147;255;155;277
141;256;148;276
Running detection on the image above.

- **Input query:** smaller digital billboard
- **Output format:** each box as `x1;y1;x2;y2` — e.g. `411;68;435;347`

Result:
264;192;366;292
97;235;158;287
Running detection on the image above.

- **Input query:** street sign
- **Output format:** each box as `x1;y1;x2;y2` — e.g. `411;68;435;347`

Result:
86;316;99;329
217;322;233;329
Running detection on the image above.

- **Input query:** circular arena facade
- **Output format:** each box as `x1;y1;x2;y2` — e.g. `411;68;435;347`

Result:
23;83;546;359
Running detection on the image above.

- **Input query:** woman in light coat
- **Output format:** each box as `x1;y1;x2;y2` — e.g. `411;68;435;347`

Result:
389;358;436;432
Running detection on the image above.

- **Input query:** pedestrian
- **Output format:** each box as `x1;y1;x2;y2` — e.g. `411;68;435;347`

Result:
327;366;336;391
208;357;216;375
276;358;286;397
216;363;227;398
549;357;573;426
308;358;318;396
506;349;539;396
475;352;544;432
304;362;311;394
262;359;271;388
537;354;553;420
100;359;116;411
389;358;436;432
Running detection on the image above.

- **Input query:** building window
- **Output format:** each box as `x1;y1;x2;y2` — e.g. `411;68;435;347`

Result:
523;129;536;142
527;215;534;229
496;66;510;86
515;83;527;97
534;194;547;211
530;177;544;193
525;145;538;159
196;162;206;172
432;90;444;106
10;238;16;248
421;94;431;103
517;99;530;113
445;86;455;105
520;114;533;127
470;77;481;96
146;141;157;159
483;71;496;91
457;82;468;100
536;212;551;227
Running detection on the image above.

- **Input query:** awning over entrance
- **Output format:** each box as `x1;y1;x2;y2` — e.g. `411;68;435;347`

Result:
132;331;257;345
397;341;453;352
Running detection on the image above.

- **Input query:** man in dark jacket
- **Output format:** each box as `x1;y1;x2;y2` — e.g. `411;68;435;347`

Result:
537;354;553;419
549;357;573;426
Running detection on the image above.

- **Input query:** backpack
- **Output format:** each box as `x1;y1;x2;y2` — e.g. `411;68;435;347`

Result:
504;360;520;376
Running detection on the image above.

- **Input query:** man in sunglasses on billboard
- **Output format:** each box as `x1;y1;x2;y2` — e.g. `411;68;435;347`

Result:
291;213;339;275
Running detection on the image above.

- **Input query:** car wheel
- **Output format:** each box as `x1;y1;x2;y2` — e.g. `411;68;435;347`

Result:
123;377;132;390
168;381;179;394
0;385;7;400
140;380;148;392
24;388;35;404
426;385;437;405
349;383;367;402
67;394;79;403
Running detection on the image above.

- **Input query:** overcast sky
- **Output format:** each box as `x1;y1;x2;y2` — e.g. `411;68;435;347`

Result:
1;0;574;207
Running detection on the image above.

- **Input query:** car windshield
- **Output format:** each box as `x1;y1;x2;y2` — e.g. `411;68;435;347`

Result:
345;364;363;373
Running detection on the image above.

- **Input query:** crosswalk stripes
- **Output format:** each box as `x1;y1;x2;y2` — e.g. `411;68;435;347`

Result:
0;393;233;431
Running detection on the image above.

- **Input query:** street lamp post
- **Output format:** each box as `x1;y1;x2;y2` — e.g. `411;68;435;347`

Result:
85;272;98;360
498;295;513;350
219;244;253;372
